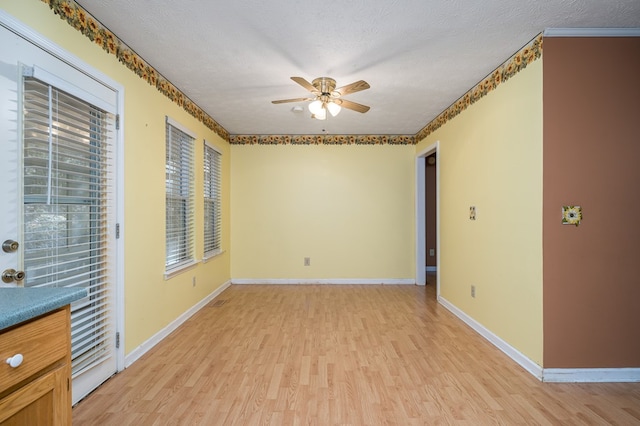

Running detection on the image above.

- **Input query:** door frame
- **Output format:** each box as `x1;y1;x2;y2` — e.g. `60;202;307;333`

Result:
0;10;126;381
415;142;439;295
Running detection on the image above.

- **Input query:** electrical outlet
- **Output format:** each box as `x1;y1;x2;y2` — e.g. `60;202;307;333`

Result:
192;276;196;287
471;285;476;298
304;257;311;266
429;248;435;257
470;206;477;220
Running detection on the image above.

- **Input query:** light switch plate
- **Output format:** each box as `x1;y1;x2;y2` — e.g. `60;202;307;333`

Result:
562;205;581;226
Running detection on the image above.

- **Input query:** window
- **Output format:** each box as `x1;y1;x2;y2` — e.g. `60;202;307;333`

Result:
203;141;222;258
165;117;195;273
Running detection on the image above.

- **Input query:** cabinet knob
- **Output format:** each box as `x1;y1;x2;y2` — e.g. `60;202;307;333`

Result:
6;354;23;368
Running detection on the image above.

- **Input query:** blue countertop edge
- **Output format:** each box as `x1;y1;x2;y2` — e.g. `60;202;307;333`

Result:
0;287;88;331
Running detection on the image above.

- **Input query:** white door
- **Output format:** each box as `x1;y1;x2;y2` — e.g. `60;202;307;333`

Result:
0;18;120;404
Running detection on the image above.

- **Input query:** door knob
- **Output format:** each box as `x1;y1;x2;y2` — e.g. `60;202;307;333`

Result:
2;240;19;253
2;269;25;283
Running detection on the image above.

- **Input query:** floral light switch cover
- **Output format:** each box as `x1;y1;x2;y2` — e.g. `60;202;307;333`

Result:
562;206;582;226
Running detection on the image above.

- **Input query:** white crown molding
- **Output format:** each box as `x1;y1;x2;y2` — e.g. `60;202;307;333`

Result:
544;28;640;37
231;278;415;285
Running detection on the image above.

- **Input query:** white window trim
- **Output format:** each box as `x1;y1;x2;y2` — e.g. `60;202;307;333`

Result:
202;139;222;259
163;259;198;280
202;249;225;263
204;139;222;155
166;116;197;139
164;116;196;277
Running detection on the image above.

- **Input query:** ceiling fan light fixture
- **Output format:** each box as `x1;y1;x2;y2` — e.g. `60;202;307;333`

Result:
308;100;323;115
326;101;341;117
273;76;370;118
313;108;327;120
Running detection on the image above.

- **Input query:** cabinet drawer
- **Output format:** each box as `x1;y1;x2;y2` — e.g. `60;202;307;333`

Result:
0;309;69;393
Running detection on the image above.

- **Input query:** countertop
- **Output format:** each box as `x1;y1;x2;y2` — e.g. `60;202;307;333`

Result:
0;287;87;331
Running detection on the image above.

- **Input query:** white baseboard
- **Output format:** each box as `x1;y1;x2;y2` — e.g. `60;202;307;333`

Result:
437;295;543;380
124;280;231;368
231;278;415;285
438;296;640;383
122;280;639;383
542;368;640;383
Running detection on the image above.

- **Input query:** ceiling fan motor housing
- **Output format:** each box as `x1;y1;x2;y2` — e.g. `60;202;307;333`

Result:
312;77;337;97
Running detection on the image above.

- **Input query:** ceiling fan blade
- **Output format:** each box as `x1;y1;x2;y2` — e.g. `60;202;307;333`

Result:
335;80;370;96
335;98;370;113
271;97;314;104
291;77;320;94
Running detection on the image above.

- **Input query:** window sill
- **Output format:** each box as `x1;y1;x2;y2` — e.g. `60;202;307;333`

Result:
164;260;198;280
202;249;225;263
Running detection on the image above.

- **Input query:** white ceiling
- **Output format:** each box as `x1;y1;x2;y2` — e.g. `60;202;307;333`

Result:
75;0;640;137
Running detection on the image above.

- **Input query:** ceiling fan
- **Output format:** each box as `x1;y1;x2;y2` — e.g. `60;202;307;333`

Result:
272;76;370;120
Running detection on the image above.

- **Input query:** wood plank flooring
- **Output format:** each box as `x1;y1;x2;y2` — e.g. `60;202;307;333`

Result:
73;282;640;425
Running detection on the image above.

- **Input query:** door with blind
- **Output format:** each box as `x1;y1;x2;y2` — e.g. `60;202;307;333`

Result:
0;18;120;404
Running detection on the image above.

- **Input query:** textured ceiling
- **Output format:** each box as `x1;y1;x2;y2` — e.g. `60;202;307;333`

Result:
75;0;640;137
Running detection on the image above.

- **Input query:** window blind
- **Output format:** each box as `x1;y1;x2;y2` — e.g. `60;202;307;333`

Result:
165;118;195;270
22;77;115;377
203;142;221;257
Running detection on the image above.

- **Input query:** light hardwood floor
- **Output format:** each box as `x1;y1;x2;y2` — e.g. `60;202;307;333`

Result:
73;281;640;425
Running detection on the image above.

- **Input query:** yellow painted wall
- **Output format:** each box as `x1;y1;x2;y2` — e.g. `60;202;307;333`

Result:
3;0;541;364
2;1;231;354
230;144;415;280
416;60;543;364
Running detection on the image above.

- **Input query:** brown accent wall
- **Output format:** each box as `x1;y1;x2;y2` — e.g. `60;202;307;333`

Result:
426;155;437;268
543;37;640;368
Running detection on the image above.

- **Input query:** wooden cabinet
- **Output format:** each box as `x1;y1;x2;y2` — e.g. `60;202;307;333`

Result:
0;307;71;425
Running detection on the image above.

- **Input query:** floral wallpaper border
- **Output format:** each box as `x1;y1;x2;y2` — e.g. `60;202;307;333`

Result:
229;134;415;145
414;33;543;141
230;33;542;145
42;0;542;146
43;0;230;141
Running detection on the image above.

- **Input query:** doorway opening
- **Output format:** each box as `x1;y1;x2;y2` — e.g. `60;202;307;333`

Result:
415;142;439;295
1;12;125;404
